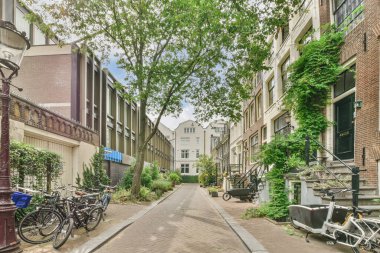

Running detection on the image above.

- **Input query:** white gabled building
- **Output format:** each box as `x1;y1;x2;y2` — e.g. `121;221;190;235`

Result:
174;119;226;175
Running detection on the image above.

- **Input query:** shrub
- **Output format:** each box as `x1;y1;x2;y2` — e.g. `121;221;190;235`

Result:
141;167;153;188
168;172;182;184
112;187;158;203
139;186;156;201
181;175;198;183
150;162;160;181
120;167;134;190
241;204;270;219
151;179;172;196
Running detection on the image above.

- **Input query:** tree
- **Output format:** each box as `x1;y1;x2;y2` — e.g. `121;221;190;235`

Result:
196;155;216;186
24;0;300;196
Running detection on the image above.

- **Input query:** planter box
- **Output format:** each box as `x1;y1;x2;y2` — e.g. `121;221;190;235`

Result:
211;192;218;197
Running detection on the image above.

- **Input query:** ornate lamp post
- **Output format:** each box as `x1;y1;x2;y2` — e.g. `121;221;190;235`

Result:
0;20;30;253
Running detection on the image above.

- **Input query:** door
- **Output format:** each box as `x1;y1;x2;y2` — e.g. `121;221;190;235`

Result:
334;94;355;160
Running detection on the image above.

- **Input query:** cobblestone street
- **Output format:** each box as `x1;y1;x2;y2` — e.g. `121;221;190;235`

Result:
96;184;249;253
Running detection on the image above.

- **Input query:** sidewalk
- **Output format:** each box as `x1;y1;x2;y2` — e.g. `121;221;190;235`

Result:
209;191;353;253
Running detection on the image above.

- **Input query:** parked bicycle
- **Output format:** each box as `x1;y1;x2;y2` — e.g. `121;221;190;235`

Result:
52;194;103;249
289;188;380;253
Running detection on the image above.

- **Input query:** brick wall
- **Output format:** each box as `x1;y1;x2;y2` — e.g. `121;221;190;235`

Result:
339;0;380;187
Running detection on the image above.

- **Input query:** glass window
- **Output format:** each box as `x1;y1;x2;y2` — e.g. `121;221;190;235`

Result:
334;65;356;97
196;149;200;158
282;24;289;44
244;110;249;130
334;0;363;29
250;103;255;125
268;78;275;106
250;134;259;162
196;137;200;145
274;113;290;135
180;137;190;145
256;93;262;119
181;164;189;173
15;8;30;38
2;0;14;23
181;150;189;159
281;57;290;93
184;127;195;133
261;126;267;142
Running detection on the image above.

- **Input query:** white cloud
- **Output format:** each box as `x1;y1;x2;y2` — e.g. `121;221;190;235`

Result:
159;104;196;130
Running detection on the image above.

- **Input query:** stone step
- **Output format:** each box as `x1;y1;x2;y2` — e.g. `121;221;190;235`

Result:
313;186;377;197
305;178;366;189
321;195;380;206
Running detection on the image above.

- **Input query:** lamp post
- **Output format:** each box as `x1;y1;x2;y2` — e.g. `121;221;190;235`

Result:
0;20;30;253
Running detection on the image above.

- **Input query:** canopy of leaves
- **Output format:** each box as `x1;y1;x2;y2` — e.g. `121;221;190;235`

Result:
24;0;300;123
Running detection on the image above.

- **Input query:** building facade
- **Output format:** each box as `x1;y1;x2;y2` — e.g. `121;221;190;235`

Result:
174;120;226;175
1;0;174;184
242;0;380;203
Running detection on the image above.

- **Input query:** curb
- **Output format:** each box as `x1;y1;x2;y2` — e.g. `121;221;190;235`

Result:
71;185;182;253
201;189;269;253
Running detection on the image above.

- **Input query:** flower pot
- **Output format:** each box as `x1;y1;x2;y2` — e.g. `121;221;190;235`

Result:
211;191;218;197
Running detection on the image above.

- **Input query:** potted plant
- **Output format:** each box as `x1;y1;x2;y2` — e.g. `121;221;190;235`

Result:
209;187;218;197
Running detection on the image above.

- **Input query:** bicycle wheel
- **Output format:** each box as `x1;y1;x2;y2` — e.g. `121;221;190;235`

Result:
18;209;62;244
53;218;74;249
85;207;103;231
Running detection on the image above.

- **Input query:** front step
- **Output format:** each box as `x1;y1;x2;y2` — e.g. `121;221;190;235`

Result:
321;195;380;206
313;186;377;197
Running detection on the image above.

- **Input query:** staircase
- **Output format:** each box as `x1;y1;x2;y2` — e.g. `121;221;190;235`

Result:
304;159;380;210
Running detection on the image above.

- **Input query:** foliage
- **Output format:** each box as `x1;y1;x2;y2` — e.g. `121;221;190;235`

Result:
241;204;270;219
121;165;135;190
196;155;216;187
207;186;218;193
256;27;344;220
25;0;300;197
181;175;198;183
168;172;182;184
285;26;345;139
112;187;158;203
10;141;63;191
141;167;153;188
151;179;173;197
259;134;305;220
79;147;110;190
150;162;160;181
121;162;162;189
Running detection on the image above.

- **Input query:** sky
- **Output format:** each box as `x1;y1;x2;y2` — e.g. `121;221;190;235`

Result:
106;60;196;131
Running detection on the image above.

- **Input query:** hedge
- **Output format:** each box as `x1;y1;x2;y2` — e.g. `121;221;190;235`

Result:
181;175;199;183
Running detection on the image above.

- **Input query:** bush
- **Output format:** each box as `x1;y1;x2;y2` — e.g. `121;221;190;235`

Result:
112;187;158;203
241;204;270;219
150;162;160;181
168;172;182;184
120;167;134;190
139;186;156;201
151;179;172;196
141;167;153;188
181;175;198;183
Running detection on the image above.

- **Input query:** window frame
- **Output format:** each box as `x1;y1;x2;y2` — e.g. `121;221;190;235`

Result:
281;56;290;93
267;78;275;107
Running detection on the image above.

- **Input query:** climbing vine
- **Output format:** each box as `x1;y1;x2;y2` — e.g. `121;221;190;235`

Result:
285;26;345;139
10;141;63;191
258;26;344;220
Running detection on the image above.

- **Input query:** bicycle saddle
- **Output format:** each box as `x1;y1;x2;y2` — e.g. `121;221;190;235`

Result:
353;206;372;215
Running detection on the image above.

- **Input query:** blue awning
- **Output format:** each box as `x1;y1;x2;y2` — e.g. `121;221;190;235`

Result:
104;147;123;163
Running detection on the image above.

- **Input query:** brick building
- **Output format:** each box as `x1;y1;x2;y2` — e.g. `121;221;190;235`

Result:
241;0;380;204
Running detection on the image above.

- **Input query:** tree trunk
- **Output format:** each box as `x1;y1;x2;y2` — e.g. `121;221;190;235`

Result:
131;100;147;196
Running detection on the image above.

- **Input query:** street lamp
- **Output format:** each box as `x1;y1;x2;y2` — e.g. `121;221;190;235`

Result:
0;20;30;253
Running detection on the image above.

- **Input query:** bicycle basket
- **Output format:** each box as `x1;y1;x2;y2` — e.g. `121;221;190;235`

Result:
11;192;32;208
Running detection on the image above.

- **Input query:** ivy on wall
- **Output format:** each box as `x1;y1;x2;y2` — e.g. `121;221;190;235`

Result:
10;141;63;191
258;26;344;220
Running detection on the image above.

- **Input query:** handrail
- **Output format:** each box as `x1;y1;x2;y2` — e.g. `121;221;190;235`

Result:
306;136;354;173
235;162;260;188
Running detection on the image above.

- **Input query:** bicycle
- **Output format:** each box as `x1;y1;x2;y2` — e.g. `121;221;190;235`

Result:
52;194;103;249
98;183;117;213
289;188;380;253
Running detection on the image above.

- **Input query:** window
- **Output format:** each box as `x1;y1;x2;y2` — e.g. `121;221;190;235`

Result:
299;27;313;47
181;149;189;158
281;56;290;93
334;65;356;98
250;134;259;162
2;0;14;23
184;127;195;133
180;137;190;145
261;126;267;142
267;78;275;106
196;149;200;158
244;110;249;130
334;0;363;29
269;41;274;62
250;103;255;125
196;137;200;145
281;24;289;44
256;93;262;119
274;113;290;135
181;164;189;173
